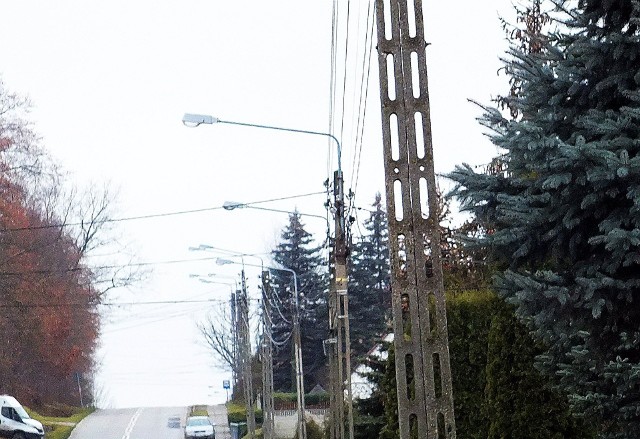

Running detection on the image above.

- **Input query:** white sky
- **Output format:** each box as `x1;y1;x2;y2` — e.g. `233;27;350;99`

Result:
0;0;513;408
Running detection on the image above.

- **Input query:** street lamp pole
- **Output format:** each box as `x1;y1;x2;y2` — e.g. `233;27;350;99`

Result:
190;274;241;390
190;274;243;419
238;266;257;439
182;115;342;173
191;246;259;439
223;201;328;223
217;258;306;439
260;271;275;439
183;113;354;439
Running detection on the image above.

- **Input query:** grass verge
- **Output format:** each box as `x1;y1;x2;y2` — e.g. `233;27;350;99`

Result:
26;406;95;439
190;405;209;416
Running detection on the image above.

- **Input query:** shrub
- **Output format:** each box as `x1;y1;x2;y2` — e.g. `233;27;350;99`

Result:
241;427;263;439
305;392;329;406
294;419;324;439
227;402;263;425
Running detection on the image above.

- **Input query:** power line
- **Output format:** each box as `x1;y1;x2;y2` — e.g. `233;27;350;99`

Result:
348;4;375;210
0;297;262;309
339;0;353;148
0;255;256;277
0;191;326;233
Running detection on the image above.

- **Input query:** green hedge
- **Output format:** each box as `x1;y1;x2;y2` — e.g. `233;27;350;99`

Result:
372;291;595;439
305;391;329;406
227;402;264;425
447;290;497;438
273;391;329;406
273;392;297;404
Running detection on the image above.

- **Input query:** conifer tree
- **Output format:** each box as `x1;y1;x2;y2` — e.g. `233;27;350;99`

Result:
485;301;593;439
271;211;327;392
448;1;640;435
352;344;388;439
349;193;391;360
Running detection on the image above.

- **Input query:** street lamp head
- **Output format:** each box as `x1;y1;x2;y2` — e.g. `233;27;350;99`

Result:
223;201;244;211
188;244;216;252
216;258;235;266
182;113;219;127
198;278;218;284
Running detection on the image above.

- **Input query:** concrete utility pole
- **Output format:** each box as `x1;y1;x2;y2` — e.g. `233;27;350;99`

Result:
231;289;240;392
239;269;257;438
374;1;457;438
289;271;307;439
180;114;353;439
327;169;354;439
261;271;275;439
326;264;342;439
217;258;307;439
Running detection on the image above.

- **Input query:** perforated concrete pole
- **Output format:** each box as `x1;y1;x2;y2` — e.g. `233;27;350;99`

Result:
261;271;275;439
239;270;256;438
375;0;456;437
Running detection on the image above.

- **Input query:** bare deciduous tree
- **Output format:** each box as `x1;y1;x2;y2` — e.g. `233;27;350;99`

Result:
197;302;238;377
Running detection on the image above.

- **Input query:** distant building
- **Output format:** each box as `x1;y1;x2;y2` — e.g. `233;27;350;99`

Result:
309;384;326;394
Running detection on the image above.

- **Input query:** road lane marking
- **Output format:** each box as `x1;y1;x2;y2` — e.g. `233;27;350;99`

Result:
122;408;142;439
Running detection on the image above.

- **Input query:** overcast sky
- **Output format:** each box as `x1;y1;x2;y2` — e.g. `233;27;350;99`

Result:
0;1;514;408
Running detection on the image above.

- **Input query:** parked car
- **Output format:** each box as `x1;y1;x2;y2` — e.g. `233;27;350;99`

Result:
184;415;215;439
0;395;45;439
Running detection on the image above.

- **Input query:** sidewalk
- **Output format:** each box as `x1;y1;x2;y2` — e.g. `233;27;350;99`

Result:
274;412;326;439
208;404;231;439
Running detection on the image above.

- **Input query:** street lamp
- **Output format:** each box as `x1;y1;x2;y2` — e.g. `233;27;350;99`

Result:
222;200;328;222
204;248;274;439
190;246;259;438
217;257;306;439
190;274;238;291
182;113;352;439
190;244;265;271
189;273;240;388
182;114;342;173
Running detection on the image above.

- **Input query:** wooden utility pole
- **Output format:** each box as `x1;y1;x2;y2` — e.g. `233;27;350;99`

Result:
375;1;456;437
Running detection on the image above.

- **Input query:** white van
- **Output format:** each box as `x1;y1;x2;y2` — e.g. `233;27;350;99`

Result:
0;395;45;439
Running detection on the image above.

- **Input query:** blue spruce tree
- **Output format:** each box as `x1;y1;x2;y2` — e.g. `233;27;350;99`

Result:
448;1;640;436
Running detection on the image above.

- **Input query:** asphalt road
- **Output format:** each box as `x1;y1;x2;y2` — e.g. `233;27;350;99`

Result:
68;405;231;439
68;406;188;439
